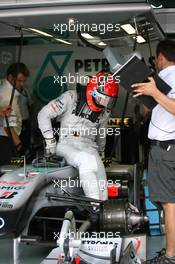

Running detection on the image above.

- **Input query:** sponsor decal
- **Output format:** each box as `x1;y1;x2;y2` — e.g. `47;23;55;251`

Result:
80;238;122;261
0;201;13;209
135;238;141;254
0;186;25;190
82;240;118;245
34;51;72;103
0;181;31;185
0;191;18;199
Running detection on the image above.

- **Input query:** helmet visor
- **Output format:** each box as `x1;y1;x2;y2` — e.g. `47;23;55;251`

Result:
92;89;117;110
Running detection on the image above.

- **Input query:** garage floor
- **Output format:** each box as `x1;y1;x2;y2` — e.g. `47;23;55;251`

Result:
0;236;165;264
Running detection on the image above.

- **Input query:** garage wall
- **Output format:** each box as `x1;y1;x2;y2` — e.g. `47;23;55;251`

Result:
0;42;156;122
19;44;110;112
0;46;16;78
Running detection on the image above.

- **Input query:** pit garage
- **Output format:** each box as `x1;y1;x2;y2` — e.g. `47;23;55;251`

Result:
0;1;174;263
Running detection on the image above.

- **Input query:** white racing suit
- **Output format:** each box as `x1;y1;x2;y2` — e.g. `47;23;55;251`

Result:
38;90;110;200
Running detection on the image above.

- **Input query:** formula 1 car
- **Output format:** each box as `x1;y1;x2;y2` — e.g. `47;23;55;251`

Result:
0;156;147;264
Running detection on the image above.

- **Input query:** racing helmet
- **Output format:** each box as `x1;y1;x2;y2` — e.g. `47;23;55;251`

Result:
86;72;118;112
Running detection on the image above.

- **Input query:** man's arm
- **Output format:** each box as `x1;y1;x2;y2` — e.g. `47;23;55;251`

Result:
3;110;21;150
96;112;110;158
0;106;11;117
37;91;72;156
37;91;70;139
132;77;175;116
4;127;21;146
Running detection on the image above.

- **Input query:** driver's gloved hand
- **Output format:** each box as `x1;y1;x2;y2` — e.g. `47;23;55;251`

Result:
45;137;57;157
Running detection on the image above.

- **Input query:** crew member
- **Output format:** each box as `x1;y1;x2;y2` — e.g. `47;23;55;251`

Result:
0;62;30;166
132;39;175;264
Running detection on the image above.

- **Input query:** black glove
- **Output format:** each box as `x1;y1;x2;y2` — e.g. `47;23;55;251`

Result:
16;143;25;156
